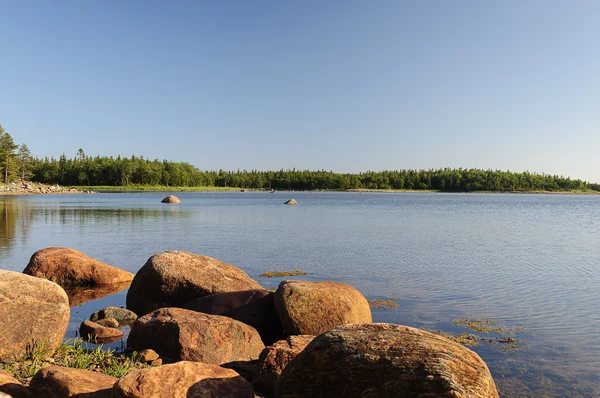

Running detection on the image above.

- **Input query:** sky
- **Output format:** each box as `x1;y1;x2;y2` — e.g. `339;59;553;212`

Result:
1;1;599;182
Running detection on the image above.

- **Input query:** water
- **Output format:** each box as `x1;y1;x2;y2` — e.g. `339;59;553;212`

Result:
1;192;599;396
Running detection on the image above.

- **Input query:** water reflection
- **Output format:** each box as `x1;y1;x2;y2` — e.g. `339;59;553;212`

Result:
0;198;32;258
64;282;131;307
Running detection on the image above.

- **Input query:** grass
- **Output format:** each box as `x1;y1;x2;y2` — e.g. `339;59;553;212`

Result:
1;338;149;384
259;270;309;278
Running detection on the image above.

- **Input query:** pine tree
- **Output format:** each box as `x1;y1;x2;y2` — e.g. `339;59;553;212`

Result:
18;144;33;181
0;125;19;183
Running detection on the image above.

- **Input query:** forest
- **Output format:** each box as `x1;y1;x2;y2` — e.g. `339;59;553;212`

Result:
1;125;599;192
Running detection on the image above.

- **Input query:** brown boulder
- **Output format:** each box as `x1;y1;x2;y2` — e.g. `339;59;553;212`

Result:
252;335;314;396
114;361;254;398
183;289;285;345
0;270;69;361
29;366;117;397
94;318;119;328
23;247;134;287
79;321;123;343
127;307;265;364
274;280;372;335
161;195;181;203
0;370;31;398
274;323;499;398
126;251;262;315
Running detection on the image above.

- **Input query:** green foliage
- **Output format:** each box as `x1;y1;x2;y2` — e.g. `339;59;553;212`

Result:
0;125;19;183
28;152;595;192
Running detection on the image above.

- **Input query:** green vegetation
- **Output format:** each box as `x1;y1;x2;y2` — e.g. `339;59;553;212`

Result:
259;270;309;277
1;338;148;384
1;122;599;192
367;299;399;309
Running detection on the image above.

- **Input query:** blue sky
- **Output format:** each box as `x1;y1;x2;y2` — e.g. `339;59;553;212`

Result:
1;1;599;181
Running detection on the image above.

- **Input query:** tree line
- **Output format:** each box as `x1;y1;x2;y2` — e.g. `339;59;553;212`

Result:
1;124;598;192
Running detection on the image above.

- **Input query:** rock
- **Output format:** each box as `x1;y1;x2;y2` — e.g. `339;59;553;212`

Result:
161;195;180;203
183;289;285;345
0;271;69;361
62;282;130;307
127;307;265;365
138;349;159;363
274;323;499;398
113;361;255;398
151;359;162;367
79;321;123;343
89;306;137;325
29;366;117;398
284;199;298;205
252;335;314;396
274;280;372;336
0;370;31;398
126;251;263;315
23;247;134;287
94;318;119;328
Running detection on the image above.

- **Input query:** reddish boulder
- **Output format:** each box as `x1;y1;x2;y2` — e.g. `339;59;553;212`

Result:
127;307;265;365
113;361;255;398
274;280;372;335
0;270;69;361
161;195;180;203
183;289;285;345
126;251;262;315
0;370;31;398
274;323;499;398
79;321;123;343
29;366;117;398
23;247;134;287
252;335;314;396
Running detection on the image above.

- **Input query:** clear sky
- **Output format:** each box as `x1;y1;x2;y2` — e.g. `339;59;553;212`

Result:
1;1;599;182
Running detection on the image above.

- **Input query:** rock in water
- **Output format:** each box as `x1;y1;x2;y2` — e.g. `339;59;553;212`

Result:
0;270;69;361
274;323;499;398
127;307;265;364
284;199;298;205
274;280;372;335
252;335;315;396
161;195;180;203
126;251;262;315
79;320;123;343
183;289;285;345
23;247;134;287
29;366;117;398
113;361;255;398
0;370;31;397
89;306;137;325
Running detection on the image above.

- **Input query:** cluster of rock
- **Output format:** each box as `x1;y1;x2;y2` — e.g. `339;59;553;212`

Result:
0;249;499;397
0;182;95;195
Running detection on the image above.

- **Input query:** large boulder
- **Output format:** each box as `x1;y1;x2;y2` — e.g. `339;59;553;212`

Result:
29;366;117;398
274;280;372;336
127;307;265;365
126;251;262;315
274;323;499;398
0;370;31;398
183;289;285;345
0;270;69;361
252;335;314;396
113;361;255;398
23;247;134;287
161;195;180;204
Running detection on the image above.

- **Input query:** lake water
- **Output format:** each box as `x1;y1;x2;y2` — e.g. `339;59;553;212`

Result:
1;192;599;396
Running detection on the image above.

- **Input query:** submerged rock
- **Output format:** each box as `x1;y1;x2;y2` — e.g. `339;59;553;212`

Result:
126;251;262;315
90;306;138;325
284;199;298;205
0;270;69;361
274;323;499;398
23;247;134;287
113;361;255;398
161;195;180;203
274;280;372;335
127;307;265;365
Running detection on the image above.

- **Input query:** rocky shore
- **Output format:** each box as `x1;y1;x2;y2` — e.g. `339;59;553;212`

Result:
0;248;500;397
0;182;95;195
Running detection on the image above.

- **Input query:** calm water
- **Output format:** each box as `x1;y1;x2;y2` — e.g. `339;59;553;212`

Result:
1;192;599;396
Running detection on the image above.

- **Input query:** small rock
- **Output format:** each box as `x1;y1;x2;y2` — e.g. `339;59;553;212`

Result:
90;307;137;325
284;199;298;205
161;195;180;203
138;349;159;363
113;361;255;398
151;359;162;367
79;320;123;343
95;318;119;328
